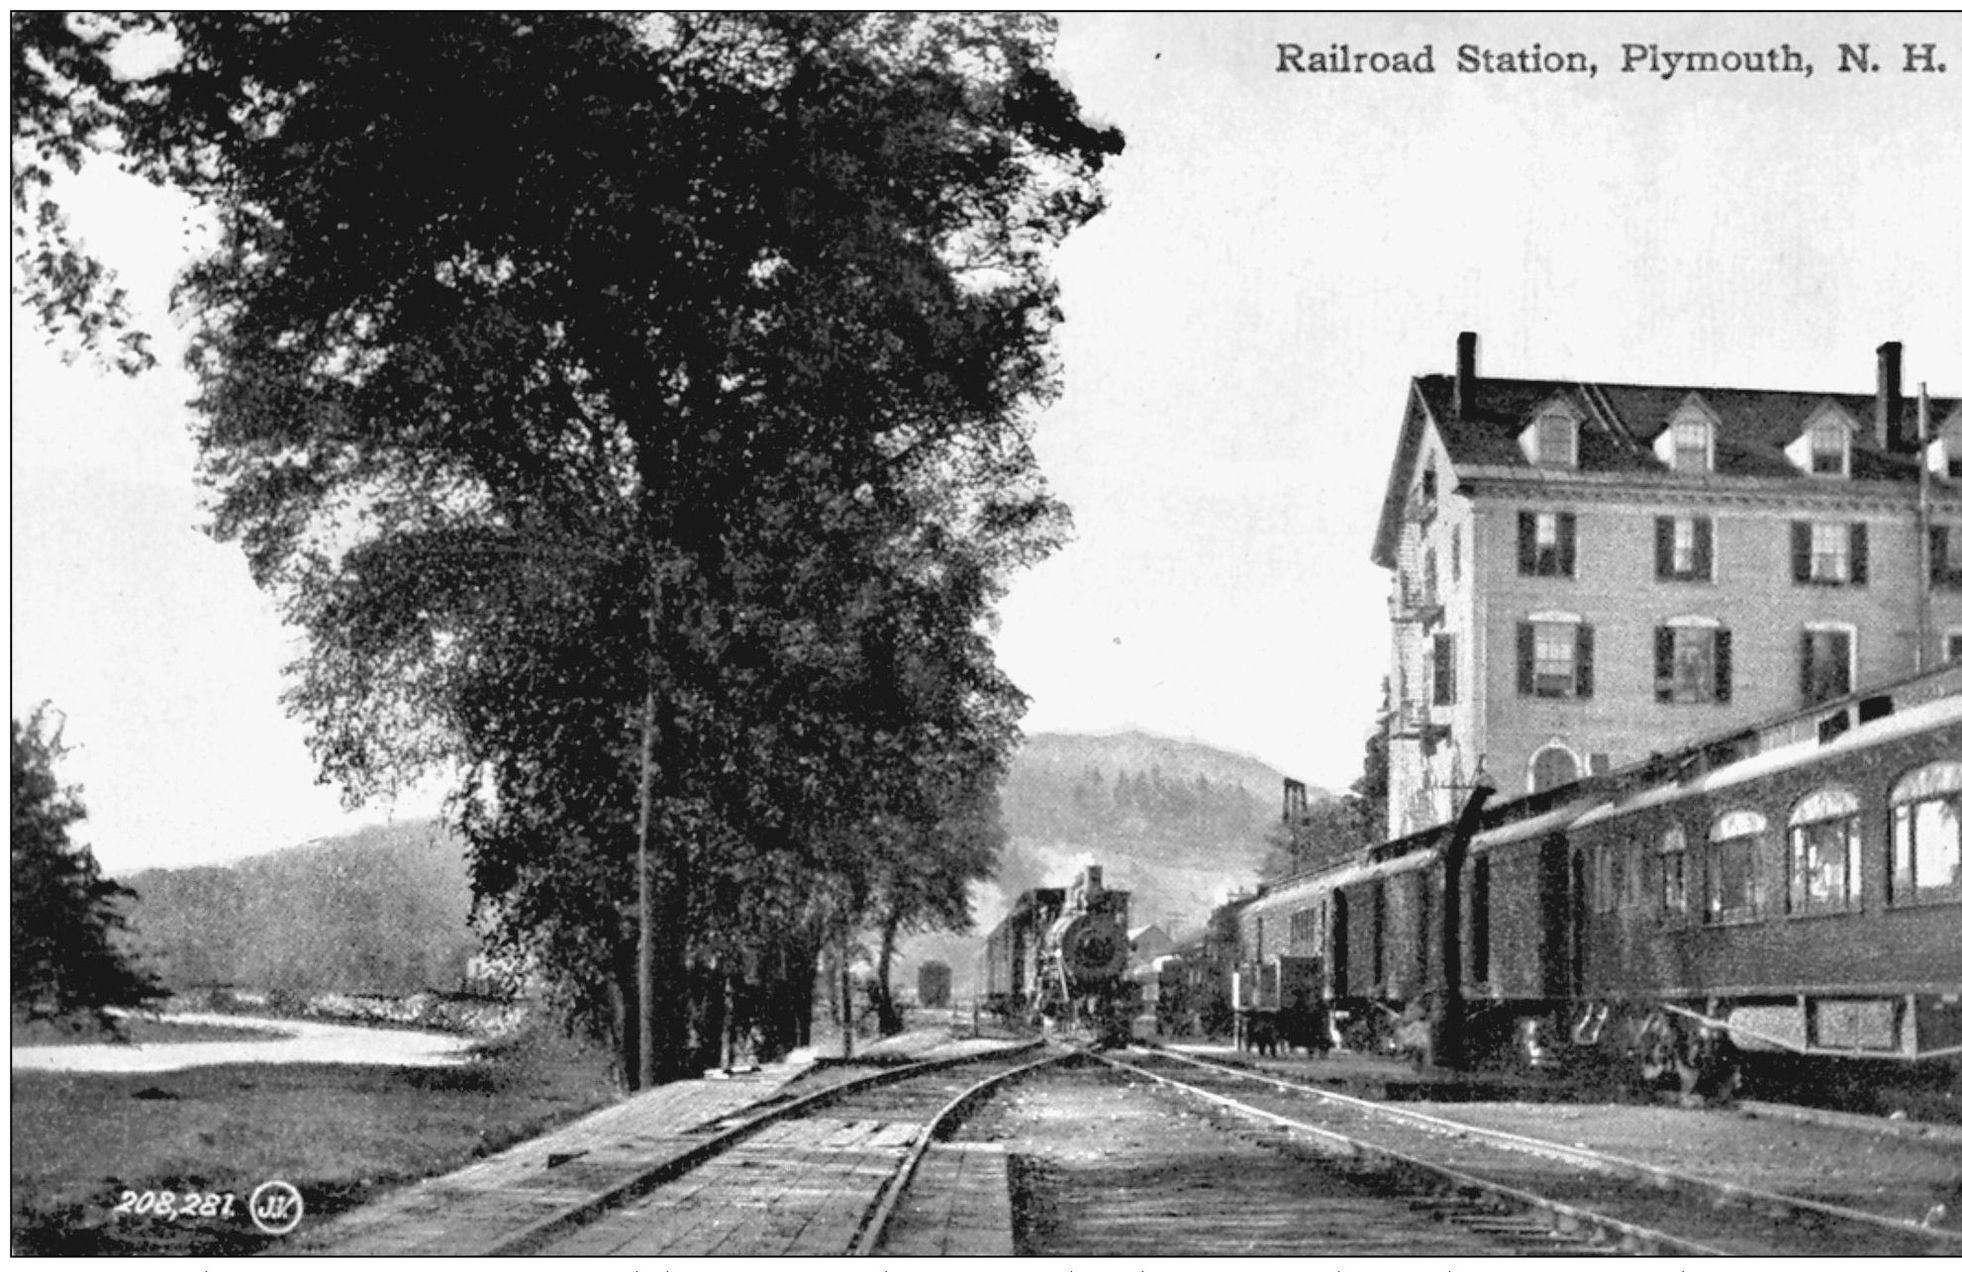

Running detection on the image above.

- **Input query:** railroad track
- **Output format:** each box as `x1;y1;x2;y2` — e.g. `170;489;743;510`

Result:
489;1045;1058;1257
1104;1046;1962;1257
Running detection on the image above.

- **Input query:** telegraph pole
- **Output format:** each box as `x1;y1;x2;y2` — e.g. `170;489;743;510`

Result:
634;591;658;1091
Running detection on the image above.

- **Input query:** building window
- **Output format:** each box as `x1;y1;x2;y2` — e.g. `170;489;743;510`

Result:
1792;521;1868;585
1931;527;1962;589
1788;789;1862;916
1945;631;1962;664
1890;761;1962;906
1672;418;1713;473
1432;632;1456;706
1654;622;1731;704
1800;626;1854;705
1809;421;1850;476
1537;413;1577;468
1420;462;1437;503
1656;823;1689;920
1530;743;1581;793
1706;810;1769;924
1655;516;1712;581
1517;510;1576;578
1516;618;1593;699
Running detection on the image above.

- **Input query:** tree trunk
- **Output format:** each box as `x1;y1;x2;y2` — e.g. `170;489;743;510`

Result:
612;948;642;1091
872;910;904;1036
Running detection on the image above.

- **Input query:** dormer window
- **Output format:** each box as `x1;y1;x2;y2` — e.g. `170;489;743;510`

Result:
1786;403;1858;478
1531;411;1577;468
1933;416;1962;480
1810;421;1849;476
1657;397;1719;474
1673;418;1712;473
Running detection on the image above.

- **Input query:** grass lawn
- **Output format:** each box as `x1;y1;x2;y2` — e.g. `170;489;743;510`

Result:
9;1026;620;1255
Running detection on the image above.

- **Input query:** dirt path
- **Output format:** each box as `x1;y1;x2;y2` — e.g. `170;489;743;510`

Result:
8;1012;475;1073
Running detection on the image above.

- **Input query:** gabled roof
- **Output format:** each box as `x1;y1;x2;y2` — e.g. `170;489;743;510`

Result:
1371;367;1960;568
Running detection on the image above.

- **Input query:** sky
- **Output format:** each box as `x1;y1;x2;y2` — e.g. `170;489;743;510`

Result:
11;12;1962;875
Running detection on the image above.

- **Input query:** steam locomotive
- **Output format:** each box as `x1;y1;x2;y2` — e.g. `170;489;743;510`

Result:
980;865;1131;1040
1217;664;1962;1096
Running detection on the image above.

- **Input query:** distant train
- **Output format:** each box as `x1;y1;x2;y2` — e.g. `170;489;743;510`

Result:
981;865;1131;1039
916;960;952;1009
1218;665;1962;1094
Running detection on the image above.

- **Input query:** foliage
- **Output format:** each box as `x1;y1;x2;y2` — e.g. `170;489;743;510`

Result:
1260;798;1368;883
12;13;1120;1082
1349;677;1392;845
10;707;163;1029
122;821;477;996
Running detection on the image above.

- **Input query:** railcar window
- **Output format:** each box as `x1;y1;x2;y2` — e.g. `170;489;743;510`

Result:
1706;810;1769;924
1787;789;1862;916
1591;841;1629;913
1656;823;1689;920
1890;761;1962;905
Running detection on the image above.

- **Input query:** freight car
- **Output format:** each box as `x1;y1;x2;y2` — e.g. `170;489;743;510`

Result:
916;960;952;1009
1228;664;1962;1095
981;865;1131;1039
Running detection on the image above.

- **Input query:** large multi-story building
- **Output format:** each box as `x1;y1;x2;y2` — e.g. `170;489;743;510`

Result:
1374;334;1962;839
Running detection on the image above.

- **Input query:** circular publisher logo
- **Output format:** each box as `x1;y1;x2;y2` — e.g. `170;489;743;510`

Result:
248;1180;304;1236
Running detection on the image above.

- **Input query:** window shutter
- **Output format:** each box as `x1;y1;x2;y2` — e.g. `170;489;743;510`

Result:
1517;512;1535;575
1799;630;1815;703
1434;634;1456;706
1557;512;1577;577
1790;522;1811;582
1654;627;1674;702
1692;518;1713;580
1516;621;1535;695
1575;623;1595;698
1714;627;1732;702
1934;525;1951;583
1850;522;1869;585
1654;518;1673;579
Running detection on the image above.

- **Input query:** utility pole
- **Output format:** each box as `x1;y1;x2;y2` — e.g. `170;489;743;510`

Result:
634;591;659;1091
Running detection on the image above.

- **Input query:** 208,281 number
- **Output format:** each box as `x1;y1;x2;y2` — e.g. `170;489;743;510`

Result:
111;1190;238;1222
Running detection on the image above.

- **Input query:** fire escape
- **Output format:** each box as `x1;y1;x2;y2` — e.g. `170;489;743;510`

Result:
1388;491;1450;756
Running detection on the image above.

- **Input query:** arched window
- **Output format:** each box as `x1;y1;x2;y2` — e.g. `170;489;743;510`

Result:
1706;810;1768;924
1890;761;1962;905
1529;743;1581;793
1788;789;1862;915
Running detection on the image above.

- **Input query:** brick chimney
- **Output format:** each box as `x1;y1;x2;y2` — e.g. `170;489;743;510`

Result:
1454;331;1478;417
1877;340;1905;451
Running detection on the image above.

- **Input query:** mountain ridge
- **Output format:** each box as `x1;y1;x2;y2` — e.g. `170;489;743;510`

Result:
115;729;1340;1001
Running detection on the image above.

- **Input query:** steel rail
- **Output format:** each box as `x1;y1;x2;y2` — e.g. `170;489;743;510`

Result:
485;1040;1042;1256
1096;1049;1729;1256
1145;1046;1962;1251
848;1047;1067;1256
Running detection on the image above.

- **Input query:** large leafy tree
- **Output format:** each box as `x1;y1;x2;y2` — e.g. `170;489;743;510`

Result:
14;13;1119;1082
10;708;163;1030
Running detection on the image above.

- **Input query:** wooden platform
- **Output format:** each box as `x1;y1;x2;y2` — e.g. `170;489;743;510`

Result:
877;1142;1018;1256
536;1116;922;1256
295;1031;1026;1256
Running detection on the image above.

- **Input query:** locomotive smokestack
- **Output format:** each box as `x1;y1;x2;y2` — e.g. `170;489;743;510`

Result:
1455;331;1478;417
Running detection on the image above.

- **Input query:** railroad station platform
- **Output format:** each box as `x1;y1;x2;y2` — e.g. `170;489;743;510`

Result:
292;1026;1023;1256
